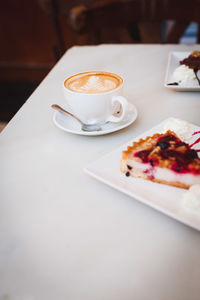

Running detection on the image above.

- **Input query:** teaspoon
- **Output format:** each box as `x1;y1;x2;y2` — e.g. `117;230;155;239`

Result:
51;104;101;132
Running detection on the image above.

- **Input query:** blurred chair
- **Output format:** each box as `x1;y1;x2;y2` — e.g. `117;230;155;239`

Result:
38;0;66;60
38;0;200;54
68;0;200;44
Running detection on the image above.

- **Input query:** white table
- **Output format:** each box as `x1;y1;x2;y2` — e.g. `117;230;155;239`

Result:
0;45;200;300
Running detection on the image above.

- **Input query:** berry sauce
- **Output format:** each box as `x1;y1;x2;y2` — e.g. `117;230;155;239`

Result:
134;134;200;175
134;149;152;163
157;134;180;143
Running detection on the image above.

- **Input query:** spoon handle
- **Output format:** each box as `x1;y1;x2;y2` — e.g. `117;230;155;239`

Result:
51;104;82;124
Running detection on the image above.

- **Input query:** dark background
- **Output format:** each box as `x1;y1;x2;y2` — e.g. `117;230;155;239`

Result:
0;0;198;123
0;0;78;122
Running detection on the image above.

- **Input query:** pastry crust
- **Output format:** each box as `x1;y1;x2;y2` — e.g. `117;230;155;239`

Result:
122;132;163;160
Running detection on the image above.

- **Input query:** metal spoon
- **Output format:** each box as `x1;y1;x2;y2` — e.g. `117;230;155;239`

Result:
51;104;101;132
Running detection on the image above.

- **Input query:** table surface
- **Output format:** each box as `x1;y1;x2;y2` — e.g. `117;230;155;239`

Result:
0;44;200;300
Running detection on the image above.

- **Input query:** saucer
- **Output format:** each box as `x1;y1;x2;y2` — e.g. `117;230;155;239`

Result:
52;103;138;136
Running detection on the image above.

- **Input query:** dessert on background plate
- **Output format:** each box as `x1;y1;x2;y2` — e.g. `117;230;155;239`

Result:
170;65;196;86
168;51;200;87
121;118;200;189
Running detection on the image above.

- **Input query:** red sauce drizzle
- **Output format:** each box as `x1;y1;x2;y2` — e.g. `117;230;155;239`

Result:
190;131;200;151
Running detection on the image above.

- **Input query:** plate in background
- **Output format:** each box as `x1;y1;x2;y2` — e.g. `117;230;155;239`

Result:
164;51;200;92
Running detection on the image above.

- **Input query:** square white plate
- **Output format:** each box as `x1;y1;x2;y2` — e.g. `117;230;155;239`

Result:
84;118;200;231
164;51;200;92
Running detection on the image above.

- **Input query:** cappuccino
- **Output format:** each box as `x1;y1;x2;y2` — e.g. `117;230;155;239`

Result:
63;71;128;126
64;71;122;94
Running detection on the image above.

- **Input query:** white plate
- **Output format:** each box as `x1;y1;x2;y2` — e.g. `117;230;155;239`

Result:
84;118;200;231
53;103;138;136
164;51;200;92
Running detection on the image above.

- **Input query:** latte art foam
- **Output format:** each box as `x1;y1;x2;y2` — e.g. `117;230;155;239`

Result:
65;72;122;94
70;75;117;93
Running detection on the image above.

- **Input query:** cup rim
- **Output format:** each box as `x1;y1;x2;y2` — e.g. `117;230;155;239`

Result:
63;71;124;95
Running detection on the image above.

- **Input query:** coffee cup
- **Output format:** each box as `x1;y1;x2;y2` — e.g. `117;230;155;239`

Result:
63;71;129;125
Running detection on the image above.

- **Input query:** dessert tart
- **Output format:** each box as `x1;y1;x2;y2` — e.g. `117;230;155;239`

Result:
120;130;200;189
180;51;200;85
168;51;200;86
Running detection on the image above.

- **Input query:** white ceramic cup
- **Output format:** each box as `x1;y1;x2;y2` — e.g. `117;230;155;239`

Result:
63;71;129;125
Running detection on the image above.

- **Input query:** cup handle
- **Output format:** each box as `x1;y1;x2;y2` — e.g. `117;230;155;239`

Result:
107;96;129;123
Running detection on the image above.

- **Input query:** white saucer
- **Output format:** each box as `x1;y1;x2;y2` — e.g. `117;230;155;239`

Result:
53;103;138;136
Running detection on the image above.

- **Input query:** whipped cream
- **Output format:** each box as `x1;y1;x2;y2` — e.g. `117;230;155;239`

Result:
171;65;197;86
164;118;192;142
182;184;200;214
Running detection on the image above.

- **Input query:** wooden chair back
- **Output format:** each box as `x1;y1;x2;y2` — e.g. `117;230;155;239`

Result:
68;0;200;44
